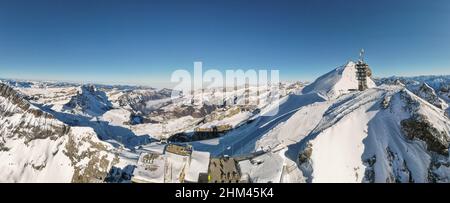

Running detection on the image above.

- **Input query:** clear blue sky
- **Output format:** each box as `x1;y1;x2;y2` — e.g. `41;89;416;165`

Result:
1;0;449;87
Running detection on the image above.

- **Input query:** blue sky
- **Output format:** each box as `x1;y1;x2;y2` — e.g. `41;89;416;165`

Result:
1;0;449;87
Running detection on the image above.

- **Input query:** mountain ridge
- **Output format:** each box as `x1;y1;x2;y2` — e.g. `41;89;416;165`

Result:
302;61;376;99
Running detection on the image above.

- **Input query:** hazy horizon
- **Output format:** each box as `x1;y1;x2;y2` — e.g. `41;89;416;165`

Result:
1;0;450;86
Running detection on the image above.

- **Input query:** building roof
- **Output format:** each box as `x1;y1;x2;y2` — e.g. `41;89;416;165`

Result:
208;157;241;183
185;150;211;182
131;152;165;183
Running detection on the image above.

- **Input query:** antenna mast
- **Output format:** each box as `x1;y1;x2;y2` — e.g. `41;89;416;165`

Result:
359;48;365;62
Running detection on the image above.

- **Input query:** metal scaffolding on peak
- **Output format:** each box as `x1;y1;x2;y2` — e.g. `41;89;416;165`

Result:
356;49;372;91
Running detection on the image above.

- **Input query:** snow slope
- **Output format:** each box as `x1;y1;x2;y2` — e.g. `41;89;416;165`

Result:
2;62;450;183
207;62;450;183
302;61;376;99
378;75;450;117
190;92;326;156
294;85;450;183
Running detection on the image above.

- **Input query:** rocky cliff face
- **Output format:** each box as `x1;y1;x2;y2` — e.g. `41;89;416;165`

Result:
0;83;118;182
0;83;69;143
399;89;449;156
63;84;113;117
116;88;172;113
413;83;448;110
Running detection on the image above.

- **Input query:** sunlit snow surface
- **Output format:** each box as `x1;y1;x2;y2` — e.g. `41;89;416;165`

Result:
1;64;449;182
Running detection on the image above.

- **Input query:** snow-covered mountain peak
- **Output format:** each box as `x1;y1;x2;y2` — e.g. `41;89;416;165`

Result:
63;84;112;117
2;73;449;183
302;61;376;99
412;82;448;110
81;84;97;93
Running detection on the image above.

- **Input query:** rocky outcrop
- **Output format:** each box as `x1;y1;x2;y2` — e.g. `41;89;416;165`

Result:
381;95;392;109
414;83;447;109
401;115;449;156
363;155;376;183
297;143;314;182
63;134;119;183
398;90;450;156
117;88;172;112
64;85;112;116
1;83;118;183
398;89;449;156
1;83;69;142
173;104;219;118
0;83;31;111
146;104;220;123
385;147;414;183
298;144;313;165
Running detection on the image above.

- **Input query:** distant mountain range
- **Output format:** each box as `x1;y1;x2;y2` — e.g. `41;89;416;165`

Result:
1;65;449;183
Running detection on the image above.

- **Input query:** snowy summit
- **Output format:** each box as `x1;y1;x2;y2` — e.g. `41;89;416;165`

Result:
302;61;377;99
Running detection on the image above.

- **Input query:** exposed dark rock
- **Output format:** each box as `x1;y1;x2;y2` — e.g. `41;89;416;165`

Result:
381;95;391;109
63;84;112;116
104;165;135;183
440;85;449;93
31;163;47;171
63;135;115;183
296;143;314;182
414;83;445;109
0;83;31;111
401;115;449;156
400;90;421;113
171;104;219;118
1;83;118;182
117;89;172;111
363;155;376;183
0;141;9;151
404;161;414;183
1;83;70;142
298;143;313;165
